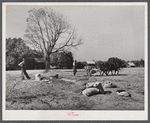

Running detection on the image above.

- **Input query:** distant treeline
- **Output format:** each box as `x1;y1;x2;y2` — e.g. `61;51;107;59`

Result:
75;59;144;69
6;38;144;70
6;38;73;70
131;60;144;67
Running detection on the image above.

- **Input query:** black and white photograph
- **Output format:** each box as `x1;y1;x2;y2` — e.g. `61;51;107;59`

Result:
2;2;148;120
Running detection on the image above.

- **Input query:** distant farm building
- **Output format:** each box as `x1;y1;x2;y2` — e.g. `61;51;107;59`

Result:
86;61;95;66
127;62;135;68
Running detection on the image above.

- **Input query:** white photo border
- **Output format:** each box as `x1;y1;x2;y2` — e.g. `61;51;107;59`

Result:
2;2;148;121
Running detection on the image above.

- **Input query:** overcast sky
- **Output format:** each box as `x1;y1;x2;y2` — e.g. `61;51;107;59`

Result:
5;3;146;61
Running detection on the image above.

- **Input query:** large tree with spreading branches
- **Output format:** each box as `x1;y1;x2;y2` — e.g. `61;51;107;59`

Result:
24;7;83;70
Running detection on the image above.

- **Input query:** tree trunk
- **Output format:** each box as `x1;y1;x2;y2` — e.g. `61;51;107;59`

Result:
45;60;50;70
45;54;50;71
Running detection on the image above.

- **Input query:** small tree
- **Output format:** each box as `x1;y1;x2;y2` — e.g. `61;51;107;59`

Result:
76;61;85;69
24;8;83;70
107;57;125;68
50;51;73;69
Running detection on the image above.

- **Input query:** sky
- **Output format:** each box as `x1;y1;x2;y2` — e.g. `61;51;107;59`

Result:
5;3;146;61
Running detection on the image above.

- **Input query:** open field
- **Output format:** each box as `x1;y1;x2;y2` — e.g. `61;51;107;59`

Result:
5;68;144;110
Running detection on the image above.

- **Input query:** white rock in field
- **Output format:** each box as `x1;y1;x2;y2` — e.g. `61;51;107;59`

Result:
104;81;117;88
86;82;94;88
117;90;131;97
86;82;104;94
41;79;49;82
48;81;52;84
82;88;100;96
35;74;41;81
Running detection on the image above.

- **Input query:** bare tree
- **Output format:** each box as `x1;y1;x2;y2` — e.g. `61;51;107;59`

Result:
24;8;83;70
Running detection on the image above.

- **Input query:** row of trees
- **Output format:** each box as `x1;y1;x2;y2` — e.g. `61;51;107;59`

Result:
50;51;73;69
131;59;144;67
6;37;144;70
74;58;144;69
6;38;74;70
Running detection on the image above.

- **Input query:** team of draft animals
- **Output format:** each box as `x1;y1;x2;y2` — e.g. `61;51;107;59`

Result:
18;58;131;97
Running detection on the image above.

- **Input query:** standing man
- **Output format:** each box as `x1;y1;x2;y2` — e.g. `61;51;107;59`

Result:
73;60;77;76
18;57;31;80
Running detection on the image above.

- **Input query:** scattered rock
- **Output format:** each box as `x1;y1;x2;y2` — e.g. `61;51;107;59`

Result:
83;82;105;96
42;79;49;82
48;81;52;84
86;82;94;88
117;90;131;97
35;74;41;81
103;81;117;88
82;88;100;96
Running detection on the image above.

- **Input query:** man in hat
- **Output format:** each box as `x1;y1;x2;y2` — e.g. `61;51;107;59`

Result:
18;57;30;80
73;60;77;76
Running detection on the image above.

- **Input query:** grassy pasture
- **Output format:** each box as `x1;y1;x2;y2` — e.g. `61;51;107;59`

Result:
5;68;144;110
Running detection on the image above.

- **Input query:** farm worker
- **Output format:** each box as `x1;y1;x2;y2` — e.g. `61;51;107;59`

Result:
18;57;30;80
73;60;77;76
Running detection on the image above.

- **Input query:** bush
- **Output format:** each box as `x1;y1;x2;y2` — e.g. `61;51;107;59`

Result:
6;38;42;70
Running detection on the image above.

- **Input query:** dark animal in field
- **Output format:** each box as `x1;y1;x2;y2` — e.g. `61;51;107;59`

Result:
95;57;125;76
98;62;109;76
107;63;120;75
85;58;125;76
